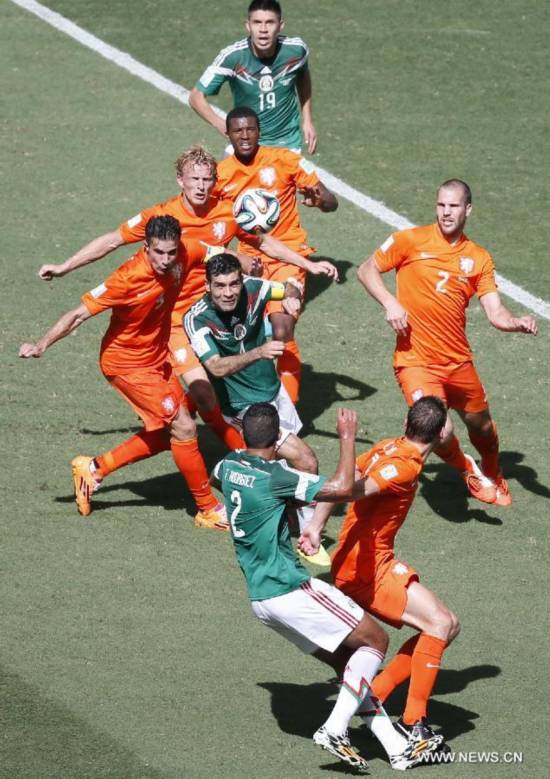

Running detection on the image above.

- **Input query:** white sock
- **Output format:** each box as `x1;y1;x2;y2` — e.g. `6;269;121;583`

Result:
322;646;384;736
296;503;315;533
359;695;408;757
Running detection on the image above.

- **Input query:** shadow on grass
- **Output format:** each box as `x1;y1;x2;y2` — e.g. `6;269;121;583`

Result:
419;464;502;525
499;450;550;499
305;257;355;308
0;665;165;778
258;663;499;752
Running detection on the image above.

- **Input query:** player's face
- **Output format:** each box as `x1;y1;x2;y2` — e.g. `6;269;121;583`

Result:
436;185;472;243
227;117;260;161
246;10;283;56
178;163;216;211
207;271;244;312
145;237;180;276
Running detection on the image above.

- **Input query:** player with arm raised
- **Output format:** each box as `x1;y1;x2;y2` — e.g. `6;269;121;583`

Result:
357;179;537;506
215;106;337;402
185;252;330;565
20;216;227;527
300;396;454;753
212;403;433;772
37;146;336;457
189;0;317;153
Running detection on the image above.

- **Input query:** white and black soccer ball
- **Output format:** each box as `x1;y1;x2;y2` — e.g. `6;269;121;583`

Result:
233;188;281;233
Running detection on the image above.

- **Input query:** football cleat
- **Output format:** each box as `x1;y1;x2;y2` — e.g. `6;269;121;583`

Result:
462;454;497;504
494;475;512;506
389;734;443;770
71;456;102;516
297;543;331;567
396;717;444;756
194;502;229;531
313;726;369;772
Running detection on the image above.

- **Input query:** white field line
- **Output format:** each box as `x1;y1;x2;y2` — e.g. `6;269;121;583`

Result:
11;0;550;320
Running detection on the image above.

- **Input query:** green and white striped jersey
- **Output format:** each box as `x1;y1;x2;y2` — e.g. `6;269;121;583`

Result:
213;451;326;600
195;35;309;150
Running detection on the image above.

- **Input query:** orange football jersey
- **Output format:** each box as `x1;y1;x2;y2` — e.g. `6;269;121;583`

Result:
331;437;423;586
374;223;498;367
81;246;185;376
215;146;319;256
119;194;255;312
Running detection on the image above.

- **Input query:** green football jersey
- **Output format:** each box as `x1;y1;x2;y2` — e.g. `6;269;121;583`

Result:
213;451;326;600
195;35;309;150
184;278;281;417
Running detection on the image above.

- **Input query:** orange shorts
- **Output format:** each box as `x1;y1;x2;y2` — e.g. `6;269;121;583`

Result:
395;361;488;413
336;558;418;629
106;362;185;431
169;322;201;377
253;246;313;317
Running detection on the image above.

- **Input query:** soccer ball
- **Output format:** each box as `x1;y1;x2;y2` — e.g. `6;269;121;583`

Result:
233;188;280;233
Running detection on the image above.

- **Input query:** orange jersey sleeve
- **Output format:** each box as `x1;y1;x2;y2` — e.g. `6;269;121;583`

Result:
331;438;422;587
373;224;498;367
216;147;318;256
82;248;184;375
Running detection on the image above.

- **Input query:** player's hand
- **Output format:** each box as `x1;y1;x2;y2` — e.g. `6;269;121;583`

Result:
282;297;301;317
300;184;323;208
336;408;358;440
298;526;321;556
19;342;44;358
258;340;285;360
307;260;339;281
515;315;537;335
384;300;409;336
38;263;65;280
302;119;318;155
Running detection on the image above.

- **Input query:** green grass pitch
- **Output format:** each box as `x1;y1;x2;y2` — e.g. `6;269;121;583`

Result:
1;1;549;776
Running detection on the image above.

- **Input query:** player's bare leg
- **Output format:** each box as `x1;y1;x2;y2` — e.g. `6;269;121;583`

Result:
270;311;301;403
183;365;245;450
433;411;497;504
372;581;459;751
169;405;228;529
459;408;511;506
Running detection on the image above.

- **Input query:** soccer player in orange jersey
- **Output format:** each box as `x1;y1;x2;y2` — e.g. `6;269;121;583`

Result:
299;396;455;752
21;216;227;529
215;106;338;403
357;179;537;507
38;146;337;447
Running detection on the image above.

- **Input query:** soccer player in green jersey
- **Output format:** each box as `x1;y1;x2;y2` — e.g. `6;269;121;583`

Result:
185;252;331;565
211;403;432;772
189;0;317;153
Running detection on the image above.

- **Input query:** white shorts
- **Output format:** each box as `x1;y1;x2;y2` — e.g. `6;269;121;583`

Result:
251;577;364;654
224;384;302;447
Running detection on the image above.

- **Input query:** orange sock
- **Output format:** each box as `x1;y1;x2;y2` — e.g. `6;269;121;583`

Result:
434;434;468;472
468;421;500;480
277;340;301;403
403;634;447;725
95;429;170;477
371;634;419;703
170;437;218;512
199;405;245;450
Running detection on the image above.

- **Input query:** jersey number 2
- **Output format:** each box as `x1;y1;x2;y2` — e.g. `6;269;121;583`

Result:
436;271;450;293
230;490;245;537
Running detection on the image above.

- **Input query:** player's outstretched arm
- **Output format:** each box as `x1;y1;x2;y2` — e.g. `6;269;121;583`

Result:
357;255;409;336
314;409;357;502
19;303;92;358
480;291;538;335
38;229;124;280
296;69;317;154
254;233;339;280
299;182;338;212
204;341;285;378
188;88;227;138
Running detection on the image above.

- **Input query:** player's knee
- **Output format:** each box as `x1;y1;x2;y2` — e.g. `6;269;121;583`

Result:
169;407;197;440
364;620;389;655
428;606;455;641
448;612;461;643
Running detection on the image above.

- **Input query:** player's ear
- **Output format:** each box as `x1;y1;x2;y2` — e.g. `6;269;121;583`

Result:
465;202;472;218
280;19;285;32
245;18;251;34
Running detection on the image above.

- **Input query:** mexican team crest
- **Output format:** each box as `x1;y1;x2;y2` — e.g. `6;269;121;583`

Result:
259;75;274;92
